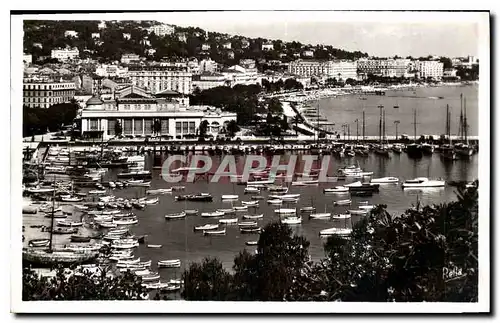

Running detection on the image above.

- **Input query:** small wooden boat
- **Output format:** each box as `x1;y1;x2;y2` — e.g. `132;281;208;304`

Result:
281;216;302;225
300;206;316;212
370;177;399;184
244;187;260;194
184;209;199;216
309;213;331;219
245;241;258;246
147;244;162;248
146;188;172;195
217;208;236;215
56;220;83;227
52;227;78;234
240;227;262;234
241;201;259;206
221;194;239;200
251;195;265;200
98;222;117;228
158;259;181;268
28;239;50;247
359;205;375;210
143;197;159;205
233;206;248;211
319;227;352;237
267;199;283;205
238;221;258;227
331;213;351;220
70;235;91;243
113;218;139;225
348;209;369;216
242;213;264;220
324;186;349;193
194;224;219;231
219;218;238;224
334;199;352;206
61;196;83;202
274;208;296;215
74;205;88;211
203;228;227;236
141;273;161;282
201;211;225;218
165;212;186;220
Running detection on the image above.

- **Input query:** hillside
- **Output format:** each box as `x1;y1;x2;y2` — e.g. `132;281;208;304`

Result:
23;20;369;66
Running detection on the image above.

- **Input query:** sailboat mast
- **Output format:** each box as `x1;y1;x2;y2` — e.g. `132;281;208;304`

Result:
382;109;386;143
48;176;56;252
413;109;417;142
464;97;468;144
459;93;464;141
378;105;382;144
362;110;365;141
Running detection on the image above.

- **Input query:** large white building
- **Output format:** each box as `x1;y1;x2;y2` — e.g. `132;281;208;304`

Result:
288;59;357;80
146;24;175;37
79;85;236;139
51;47;80;62
192;72;228;91
416;61;444;80
128;67;192;95
357;58;410;77
23;80;76;108
121;53;141;64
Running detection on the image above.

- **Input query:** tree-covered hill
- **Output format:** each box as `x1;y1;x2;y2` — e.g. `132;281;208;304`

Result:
23;20;369;66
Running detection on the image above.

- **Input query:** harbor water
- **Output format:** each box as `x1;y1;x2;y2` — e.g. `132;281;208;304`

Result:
317;84;478;137
84;152;478;285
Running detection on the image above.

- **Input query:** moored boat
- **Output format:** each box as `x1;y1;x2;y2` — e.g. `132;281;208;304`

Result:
401;177;446;188
158;259;181;268
194;224;219;231
242;213;264;220
165;212;186;220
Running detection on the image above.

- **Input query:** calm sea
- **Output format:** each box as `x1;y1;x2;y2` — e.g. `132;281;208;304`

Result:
317;84;478;137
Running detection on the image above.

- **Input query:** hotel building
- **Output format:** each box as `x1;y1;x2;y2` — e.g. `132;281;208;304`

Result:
415;61;444;80
356;58;411;77
23;80;76;108
79;85;236;139
128;66;192;95
288;59;357;79
51;47;80;62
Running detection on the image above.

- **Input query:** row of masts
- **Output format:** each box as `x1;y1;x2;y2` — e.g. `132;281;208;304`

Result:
315;93;469;144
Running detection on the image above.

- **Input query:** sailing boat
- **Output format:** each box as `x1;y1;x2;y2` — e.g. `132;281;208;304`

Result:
406;108;423;159
441;104;458;160
374;107;390;157
23;178;99;267
454;94;474;158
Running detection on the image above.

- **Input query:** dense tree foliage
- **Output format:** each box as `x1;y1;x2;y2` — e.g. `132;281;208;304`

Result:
183;183;479;302
23;102;79;137
182;257;233;300
23;266;147;300
23;20;368;66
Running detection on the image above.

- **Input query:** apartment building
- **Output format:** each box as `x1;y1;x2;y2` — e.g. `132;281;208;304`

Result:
128;66;192;95
23;80;76;108
51;47;80;62
416;60;444;80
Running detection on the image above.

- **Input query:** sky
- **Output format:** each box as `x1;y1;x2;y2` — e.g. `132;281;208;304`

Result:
156;11;482;58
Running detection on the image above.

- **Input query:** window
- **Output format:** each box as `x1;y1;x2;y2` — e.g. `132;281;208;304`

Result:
124;104;130;110
175;122;181;134
134;119;143;134
89;119;98;130
188;122;196;134
161;119;169;134
145;104;151;110
135;104;140;110
182;122;189;134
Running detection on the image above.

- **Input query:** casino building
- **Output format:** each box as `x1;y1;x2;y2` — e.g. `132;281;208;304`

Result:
79;85;237;140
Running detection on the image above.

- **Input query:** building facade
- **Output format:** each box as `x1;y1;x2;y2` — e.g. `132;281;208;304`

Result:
146;24;175;37
356;58;410;77
192;72;229;91
288;59;357;79
23;80;76;108
79;86;236;139
51;48;80;61
121;54;141;64
416;61;444;80
128;67;192;95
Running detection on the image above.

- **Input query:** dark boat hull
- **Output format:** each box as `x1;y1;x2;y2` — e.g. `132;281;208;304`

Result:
406;145;423;159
